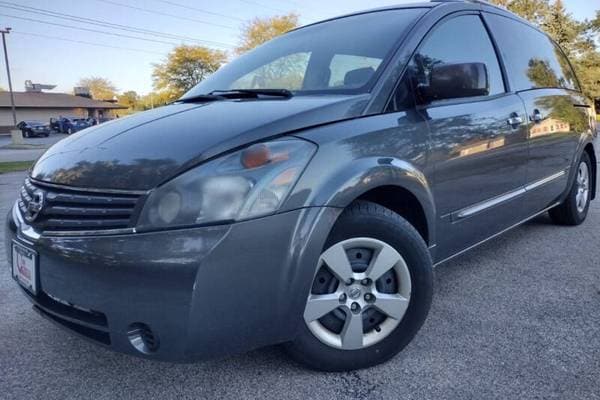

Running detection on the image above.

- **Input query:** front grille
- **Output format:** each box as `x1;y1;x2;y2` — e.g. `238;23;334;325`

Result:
18;178;143;234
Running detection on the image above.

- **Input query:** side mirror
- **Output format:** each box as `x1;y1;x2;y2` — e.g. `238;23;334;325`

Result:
420;62;489;102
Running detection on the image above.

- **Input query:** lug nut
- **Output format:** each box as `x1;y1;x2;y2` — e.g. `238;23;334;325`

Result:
361;278;371;286
339;293;347;303
351;302;361;313
345;278;354;285
364;293;375;302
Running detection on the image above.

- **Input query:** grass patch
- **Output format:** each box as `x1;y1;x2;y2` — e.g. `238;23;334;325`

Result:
0;161;33;174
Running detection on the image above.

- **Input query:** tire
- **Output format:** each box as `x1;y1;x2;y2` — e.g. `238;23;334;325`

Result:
285;201;433;371
67;127;73;135
22;130;29;138
549;152;593;226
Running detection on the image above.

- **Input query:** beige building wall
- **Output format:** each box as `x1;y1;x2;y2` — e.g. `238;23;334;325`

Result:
0;107;85;126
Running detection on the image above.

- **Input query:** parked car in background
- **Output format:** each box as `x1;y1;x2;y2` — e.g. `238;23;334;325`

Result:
71;118;92;133
5;0;598;372
49;117;60;132
16;120;51;138
52;117;92;134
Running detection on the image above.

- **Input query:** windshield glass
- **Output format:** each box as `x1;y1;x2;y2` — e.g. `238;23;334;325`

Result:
182;9;425;98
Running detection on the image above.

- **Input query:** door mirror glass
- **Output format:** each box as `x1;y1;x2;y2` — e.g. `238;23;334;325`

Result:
421;62;489;102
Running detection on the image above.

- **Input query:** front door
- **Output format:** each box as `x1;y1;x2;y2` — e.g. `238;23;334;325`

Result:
398;13;531;261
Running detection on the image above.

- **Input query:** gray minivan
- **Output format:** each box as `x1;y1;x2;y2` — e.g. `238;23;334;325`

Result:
6;0;597;371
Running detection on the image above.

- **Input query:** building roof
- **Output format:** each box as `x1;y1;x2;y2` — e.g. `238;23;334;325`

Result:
0;91;126;109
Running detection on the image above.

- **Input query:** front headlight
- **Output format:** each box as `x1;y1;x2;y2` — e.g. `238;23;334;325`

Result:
137;138;315;231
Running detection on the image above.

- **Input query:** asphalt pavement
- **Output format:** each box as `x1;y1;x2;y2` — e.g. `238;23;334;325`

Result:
0;133;67;162
0;170;599;400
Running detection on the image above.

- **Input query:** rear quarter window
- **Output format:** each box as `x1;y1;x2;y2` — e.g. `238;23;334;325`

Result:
485;13;579;92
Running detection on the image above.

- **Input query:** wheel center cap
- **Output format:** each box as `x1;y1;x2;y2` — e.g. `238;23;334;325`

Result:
348;287;361;299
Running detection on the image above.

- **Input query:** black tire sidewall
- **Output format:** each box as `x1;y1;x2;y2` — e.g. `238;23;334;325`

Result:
568;152;592;224
287;202;433;371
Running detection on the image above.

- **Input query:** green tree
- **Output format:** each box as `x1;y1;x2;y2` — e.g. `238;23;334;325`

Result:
76;77;117;100
235;13;299;55
589;10;600;32
138;91;173;110
152;45;227;100
542;0;587;56
118;91;139;109
491;0;551;25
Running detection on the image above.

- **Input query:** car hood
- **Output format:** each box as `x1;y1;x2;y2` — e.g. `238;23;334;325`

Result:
31;94;370;190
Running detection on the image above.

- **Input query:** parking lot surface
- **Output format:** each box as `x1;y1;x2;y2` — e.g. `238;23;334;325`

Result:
1;170;599;400
0;133;67;162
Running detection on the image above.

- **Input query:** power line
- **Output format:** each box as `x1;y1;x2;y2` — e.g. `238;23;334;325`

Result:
12;30;167;55
0;1;219;45
0;13;233;48
0;13;180;46
92;0;239;31
148;0;246;22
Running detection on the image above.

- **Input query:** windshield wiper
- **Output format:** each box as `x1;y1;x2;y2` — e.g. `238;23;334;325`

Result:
180;89;293;103
208;89;294;99
179;94;227;103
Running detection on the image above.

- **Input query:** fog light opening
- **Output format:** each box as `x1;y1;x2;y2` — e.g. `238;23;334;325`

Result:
127;322;159;354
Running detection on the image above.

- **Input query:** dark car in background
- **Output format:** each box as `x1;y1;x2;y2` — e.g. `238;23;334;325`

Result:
16;120;51;138
51;117;92;134
70;118;93;133
5;0;597;372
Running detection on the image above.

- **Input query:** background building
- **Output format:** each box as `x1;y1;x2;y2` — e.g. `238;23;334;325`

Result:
0;91;126;132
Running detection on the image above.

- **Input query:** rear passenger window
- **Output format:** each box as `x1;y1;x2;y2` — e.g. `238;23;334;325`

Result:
388;14;504;111
485;14;579;92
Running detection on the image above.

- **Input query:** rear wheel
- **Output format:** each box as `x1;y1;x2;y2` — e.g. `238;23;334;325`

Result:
286;201;433;371
549;152;592;225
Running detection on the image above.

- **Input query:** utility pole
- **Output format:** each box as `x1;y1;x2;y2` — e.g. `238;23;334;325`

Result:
1;28;16;126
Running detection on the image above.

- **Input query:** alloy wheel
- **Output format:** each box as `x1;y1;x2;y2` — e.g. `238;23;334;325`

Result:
304;237;412;350
576;161;590;213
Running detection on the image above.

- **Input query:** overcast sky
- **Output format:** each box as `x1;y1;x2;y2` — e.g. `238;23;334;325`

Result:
1;0;597;95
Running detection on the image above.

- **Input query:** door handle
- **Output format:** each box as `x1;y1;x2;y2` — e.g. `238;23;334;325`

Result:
530;109;543;123
507;113;523;127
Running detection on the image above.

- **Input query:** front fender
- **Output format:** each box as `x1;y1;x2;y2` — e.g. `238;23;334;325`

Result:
284;155;436;247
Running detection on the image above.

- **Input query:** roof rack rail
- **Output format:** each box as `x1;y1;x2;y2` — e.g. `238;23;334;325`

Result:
430;0;493;4
430;0;505;10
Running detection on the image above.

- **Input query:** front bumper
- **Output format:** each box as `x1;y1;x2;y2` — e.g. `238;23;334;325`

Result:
6;202;339;361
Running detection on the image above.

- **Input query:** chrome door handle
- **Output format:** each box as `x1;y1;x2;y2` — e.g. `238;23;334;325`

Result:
507;113;523;127
530;109;543;123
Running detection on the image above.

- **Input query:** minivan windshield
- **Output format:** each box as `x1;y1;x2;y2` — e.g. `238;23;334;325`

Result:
182;9;425;99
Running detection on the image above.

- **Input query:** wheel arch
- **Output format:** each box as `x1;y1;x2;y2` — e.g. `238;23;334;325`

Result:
288;156;436;248
584;143;597;200
356;186;430;246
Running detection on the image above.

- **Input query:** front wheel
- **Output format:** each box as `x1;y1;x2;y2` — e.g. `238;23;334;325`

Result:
285;201;433;371
549;152;593;225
